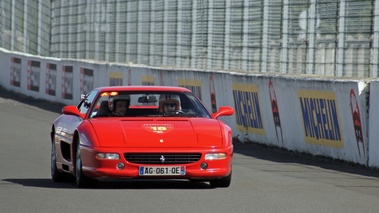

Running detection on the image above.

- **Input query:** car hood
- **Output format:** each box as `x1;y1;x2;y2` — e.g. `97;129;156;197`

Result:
90;118;223;148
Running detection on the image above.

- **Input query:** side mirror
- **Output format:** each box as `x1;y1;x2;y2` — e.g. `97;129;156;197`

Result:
62;106;85;119
212;106;234;119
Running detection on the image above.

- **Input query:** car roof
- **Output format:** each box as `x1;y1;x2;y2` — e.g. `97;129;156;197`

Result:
95;86;192;93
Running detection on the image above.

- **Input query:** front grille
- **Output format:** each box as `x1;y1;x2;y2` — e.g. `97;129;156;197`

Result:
124;153;202;164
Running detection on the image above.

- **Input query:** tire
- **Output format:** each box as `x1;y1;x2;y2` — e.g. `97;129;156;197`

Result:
75;143;98;188
209;171;232;188
51;142;67;182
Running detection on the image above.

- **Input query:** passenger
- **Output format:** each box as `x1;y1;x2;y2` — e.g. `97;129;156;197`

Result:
158;94;181;115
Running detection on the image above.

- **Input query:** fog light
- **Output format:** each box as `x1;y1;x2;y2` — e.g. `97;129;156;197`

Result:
116;162;125;170
96;153;120;160
200;162;208;170
205;153;227;160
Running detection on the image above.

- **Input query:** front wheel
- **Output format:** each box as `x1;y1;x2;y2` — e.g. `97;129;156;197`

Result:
209;171;232;188
75;143;98;188
51;142;67;182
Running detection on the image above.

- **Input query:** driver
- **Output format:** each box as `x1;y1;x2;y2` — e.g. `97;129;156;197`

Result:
108;94;130;116
159;94;181;115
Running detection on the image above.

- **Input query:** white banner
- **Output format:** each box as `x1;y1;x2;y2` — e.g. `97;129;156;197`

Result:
0;48;376;167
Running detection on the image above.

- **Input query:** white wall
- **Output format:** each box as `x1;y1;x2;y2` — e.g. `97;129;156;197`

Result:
1;48;376;167
369;81;379;168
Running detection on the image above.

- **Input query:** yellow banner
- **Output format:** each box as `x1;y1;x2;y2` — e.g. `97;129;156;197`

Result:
298;90;344;148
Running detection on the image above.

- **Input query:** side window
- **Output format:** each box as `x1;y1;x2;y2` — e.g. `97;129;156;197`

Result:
89;96;109;118
78;90;98;114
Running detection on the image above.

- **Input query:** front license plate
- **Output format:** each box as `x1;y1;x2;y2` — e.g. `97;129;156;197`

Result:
139;166;186;176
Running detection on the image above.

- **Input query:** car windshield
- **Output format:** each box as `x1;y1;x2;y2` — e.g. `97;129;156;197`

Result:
89;91;212;118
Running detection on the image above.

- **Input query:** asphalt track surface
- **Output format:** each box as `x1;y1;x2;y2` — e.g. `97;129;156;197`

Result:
1;88;379;213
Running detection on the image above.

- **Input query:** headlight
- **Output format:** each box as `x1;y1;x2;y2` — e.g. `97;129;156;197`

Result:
205;153;227;160
96;153;120;160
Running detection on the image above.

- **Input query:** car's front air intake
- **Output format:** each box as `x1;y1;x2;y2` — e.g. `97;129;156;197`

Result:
124;153;201;164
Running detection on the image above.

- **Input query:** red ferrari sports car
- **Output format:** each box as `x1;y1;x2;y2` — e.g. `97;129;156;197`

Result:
51;86;234;188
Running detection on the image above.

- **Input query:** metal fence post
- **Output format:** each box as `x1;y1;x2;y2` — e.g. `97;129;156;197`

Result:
337;0;346;77
281;0;289;74
11;0;15;51
372;0;379;78
306;0;317;75
261;0;269;73
242;0;249;72
224;0;230;70
163;0;168;66
191;0;197;68
207;0;214;69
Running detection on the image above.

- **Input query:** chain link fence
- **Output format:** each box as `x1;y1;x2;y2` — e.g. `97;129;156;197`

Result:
0;0;377;77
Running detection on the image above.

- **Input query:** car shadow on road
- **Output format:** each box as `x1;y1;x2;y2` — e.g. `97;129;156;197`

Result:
0;86;65;113
233;141;379;179
2;178;74;189
2;178;213;190
97;179;212;189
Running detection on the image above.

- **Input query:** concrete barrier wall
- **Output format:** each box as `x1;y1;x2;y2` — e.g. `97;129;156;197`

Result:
0;48;376;168
369;81;379;168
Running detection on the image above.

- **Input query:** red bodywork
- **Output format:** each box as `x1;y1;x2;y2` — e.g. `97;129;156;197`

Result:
51;86;234;187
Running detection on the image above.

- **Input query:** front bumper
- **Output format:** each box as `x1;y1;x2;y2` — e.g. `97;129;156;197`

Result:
79;146;233;180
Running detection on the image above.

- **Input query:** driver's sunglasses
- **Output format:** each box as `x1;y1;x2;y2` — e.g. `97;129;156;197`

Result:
164;103;176;107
